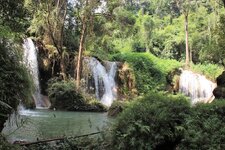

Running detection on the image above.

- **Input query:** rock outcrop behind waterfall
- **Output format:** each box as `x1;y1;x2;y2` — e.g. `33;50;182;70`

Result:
213;71;225;98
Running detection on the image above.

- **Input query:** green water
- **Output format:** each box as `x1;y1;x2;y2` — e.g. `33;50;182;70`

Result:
2;109;111;143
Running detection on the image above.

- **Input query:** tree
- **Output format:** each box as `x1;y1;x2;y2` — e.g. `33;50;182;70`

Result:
0;0;33;131
175;0;191;66
175;0;198;66
25;0;68;80
75;0;101;89
222;0;225;7
200;13;225;67
0;0;29;33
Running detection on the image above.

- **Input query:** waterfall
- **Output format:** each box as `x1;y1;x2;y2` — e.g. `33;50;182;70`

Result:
86;57;117;106
23;38;43;108
179;70;217;105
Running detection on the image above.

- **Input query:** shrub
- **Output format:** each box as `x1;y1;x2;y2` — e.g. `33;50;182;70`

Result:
179;100;225;150
47;78;86;111
110;93;225;150
47;78;107;112
111;92;190;150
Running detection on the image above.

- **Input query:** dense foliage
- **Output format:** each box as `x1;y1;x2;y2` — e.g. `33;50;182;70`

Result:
110;93;225;150
1;0;225;149
111;92;190;149
0;40;33;131
113;52;181;94
180;100;225;149
19;0;225;68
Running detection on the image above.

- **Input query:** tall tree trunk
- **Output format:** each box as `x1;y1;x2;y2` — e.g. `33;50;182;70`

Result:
190;45;192;63
76;16;86;89
46;0;67;80
59;0;68;80
222;0;225;8
52;59;55;76
185;14;189;67
60;55;66;80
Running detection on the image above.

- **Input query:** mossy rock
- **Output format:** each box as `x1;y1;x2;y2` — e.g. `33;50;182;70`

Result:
108;101;127;117
82;100;107;112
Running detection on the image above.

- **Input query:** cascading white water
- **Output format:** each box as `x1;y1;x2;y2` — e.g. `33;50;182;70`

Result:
179;70;217;105
23;38;43;108
86;57;117;106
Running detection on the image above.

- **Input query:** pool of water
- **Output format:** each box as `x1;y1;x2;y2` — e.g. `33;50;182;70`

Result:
2;109;111;143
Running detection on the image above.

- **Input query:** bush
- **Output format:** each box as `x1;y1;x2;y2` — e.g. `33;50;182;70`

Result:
47;79;86;111
179;100;225;150
47;78;107;112
110;93;225;150
111;92;190;150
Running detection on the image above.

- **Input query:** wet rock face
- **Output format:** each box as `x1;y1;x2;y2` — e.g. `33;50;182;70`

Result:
81;59;137;102
216;71;225;87
80;57;118;106
213;71;225;99
117;63;137;100
166;68;182;94
213;87;225;98
179;70;216;104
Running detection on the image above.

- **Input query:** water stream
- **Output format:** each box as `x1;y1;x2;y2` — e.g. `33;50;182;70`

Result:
86;57;117;106
23;38;44;108
179;70;217;104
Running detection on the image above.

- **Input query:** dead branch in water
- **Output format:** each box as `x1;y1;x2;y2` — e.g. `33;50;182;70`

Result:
17;131;102;146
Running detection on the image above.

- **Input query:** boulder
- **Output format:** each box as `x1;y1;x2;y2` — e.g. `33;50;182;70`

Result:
216;71;225;87
213;71;225;99
213;87;225;99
